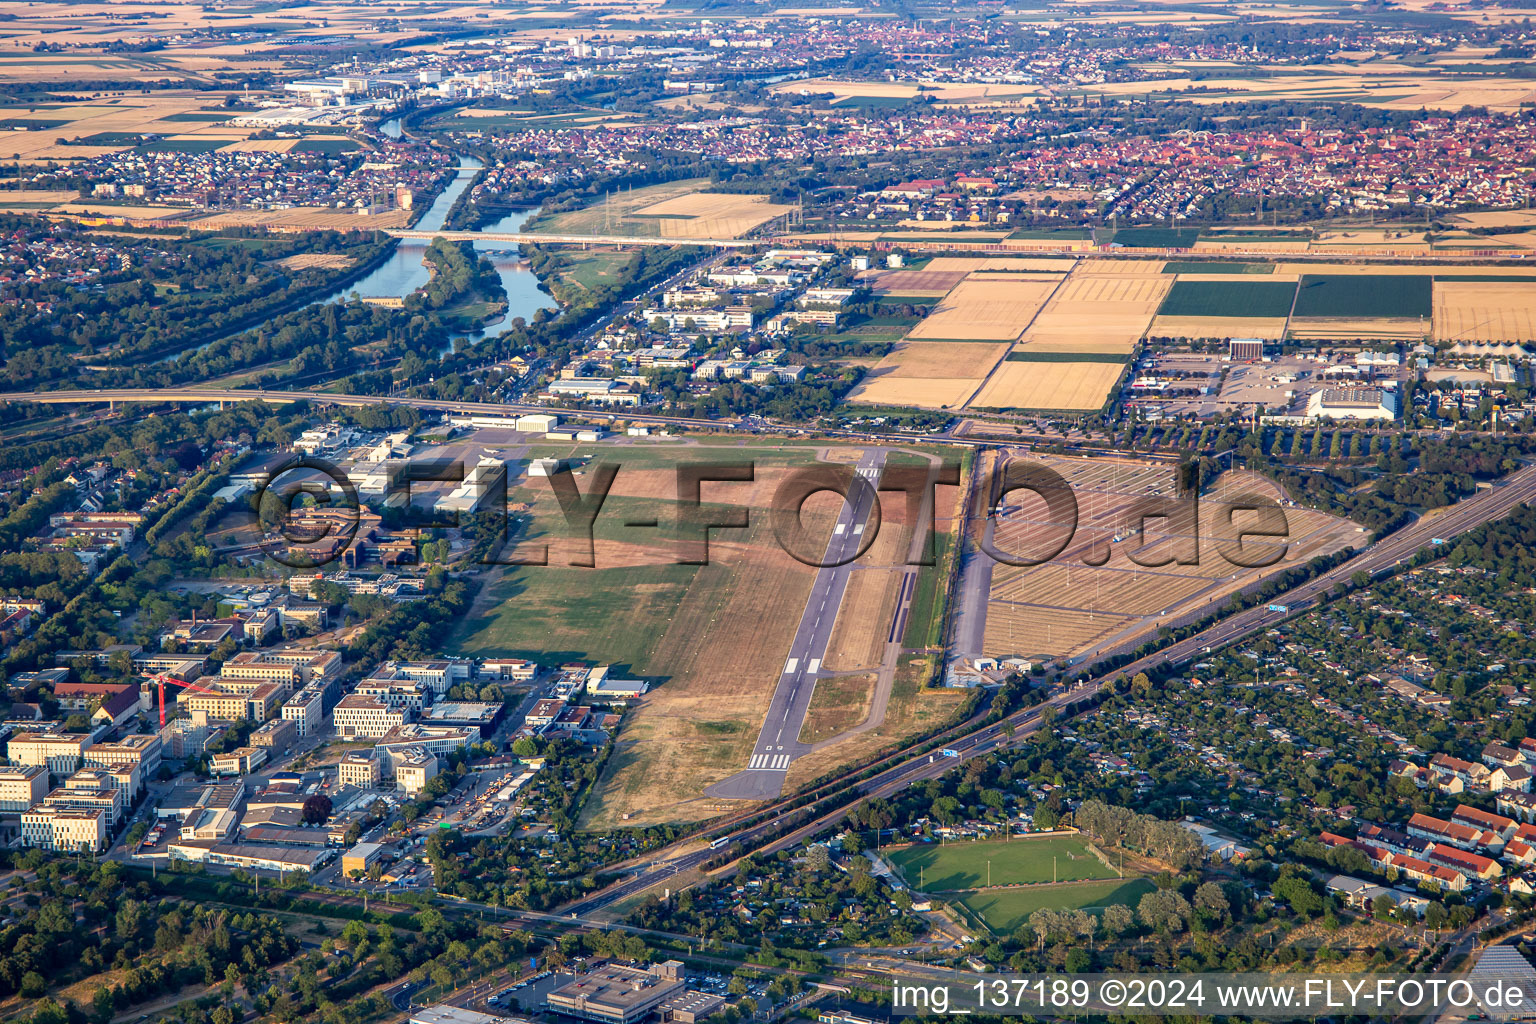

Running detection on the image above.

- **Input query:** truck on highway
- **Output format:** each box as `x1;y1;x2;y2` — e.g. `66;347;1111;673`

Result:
709;836;733;850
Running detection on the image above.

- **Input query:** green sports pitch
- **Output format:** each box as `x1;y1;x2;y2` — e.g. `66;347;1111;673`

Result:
887;836;1119;891
960;878;1156;932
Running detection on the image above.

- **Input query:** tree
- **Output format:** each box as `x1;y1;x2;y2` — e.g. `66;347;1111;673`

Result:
1102;903;1134;937
301;793;333;824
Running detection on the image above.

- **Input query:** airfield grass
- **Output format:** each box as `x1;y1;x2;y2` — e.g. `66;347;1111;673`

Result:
959;878;1157;933
1157;279;1298;318
888;836;1118;891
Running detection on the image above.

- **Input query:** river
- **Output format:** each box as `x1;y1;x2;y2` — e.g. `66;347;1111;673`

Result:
316;153;557;351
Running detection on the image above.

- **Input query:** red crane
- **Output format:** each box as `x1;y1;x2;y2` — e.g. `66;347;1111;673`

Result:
149;673;230;729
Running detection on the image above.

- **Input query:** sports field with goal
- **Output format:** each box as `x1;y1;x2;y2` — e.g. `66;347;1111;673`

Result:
887;836;1118;891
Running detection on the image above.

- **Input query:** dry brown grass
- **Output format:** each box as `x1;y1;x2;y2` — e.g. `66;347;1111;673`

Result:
274;253;356;271
823;568;906;671
798;672;878;744
784;654;967;788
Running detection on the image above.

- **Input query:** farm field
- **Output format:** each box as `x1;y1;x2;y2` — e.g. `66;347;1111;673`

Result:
846;375;982;410
528;179;789;238
867;268;970;296
970;360;1125;411
865;340;1011;380
1433;280;1536;342
1149;315;1289;340
981;460;1361;661
1292;274;1433;318
887;836;1117;891
632;191;795;238
960;879;1158;933
1016;272;1169;352
905;276;1061;341
1157;279;1299;318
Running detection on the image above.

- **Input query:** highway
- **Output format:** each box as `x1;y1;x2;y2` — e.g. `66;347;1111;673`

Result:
560;462;1536;913
708;449;889;800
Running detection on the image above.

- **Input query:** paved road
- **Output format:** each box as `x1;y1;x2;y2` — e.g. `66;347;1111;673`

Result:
707;449;889;799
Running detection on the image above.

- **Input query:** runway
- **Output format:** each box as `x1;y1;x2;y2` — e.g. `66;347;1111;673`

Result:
706;448;888;799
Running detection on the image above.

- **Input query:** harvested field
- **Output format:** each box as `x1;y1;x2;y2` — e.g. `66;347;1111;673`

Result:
1157;279;1298;318
273;253;356;271
189;207;411;231
220;138;299;153
969;360;1124;411
870;340;1011;380
906;276;1060;341
846;375;982;410
869;269;970;295
1149;315;1289;339
1433;280;1536;342
924;257;990;272
979;257;1081;272
632;191;795;238
1018;272;1169;352
823;568;907;671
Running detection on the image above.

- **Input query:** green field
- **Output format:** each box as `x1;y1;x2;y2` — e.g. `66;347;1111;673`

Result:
888;836;1117;891
1161;261;1274;275
959;878;1156;932
293;138;361;154
1157;279;1298;318
138;138;227;154
1293;274;1432;318
1112;227;1199;248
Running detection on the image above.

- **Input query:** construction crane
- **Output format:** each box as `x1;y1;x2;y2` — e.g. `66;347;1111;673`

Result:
149;673;229;729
